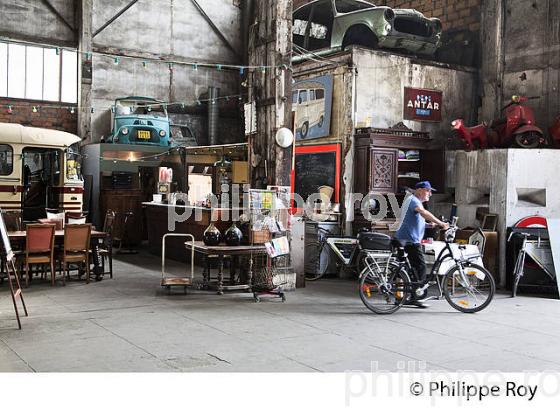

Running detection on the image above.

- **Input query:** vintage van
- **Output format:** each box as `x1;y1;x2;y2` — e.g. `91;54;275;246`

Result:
0;123;83;221
107;96;174;147
292;87;326;139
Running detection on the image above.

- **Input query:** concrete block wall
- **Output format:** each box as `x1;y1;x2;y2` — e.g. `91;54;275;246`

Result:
0;98;78;134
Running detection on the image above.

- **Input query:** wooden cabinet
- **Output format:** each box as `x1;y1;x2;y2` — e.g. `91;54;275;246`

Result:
353;128;445;195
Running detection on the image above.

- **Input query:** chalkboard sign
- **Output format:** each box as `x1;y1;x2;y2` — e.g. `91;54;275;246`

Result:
293;144;340;205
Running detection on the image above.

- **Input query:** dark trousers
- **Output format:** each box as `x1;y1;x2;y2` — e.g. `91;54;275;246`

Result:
404;243;426;283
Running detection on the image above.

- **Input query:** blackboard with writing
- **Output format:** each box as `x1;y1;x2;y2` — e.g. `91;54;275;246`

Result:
294;151;336;203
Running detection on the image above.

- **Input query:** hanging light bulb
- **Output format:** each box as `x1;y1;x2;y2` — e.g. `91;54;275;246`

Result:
7;105;13;114
168;62;173;71
217;64;222;71
239;67;245;75
147;105;152;112
70;107;75;114
192;63;198;71
181;103;185;109
32;106;38;113
196;100;201;106
91;107;95;113
142;61;147;69
114;56;120;65
261;66;266;74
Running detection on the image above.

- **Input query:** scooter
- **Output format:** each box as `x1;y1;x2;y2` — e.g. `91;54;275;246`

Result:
452;95;546;149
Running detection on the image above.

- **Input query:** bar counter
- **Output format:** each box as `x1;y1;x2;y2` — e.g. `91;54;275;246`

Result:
142;202;247;260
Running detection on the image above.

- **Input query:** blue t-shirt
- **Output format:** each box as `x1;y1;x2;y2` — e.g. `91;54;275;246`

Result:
395;195;425;244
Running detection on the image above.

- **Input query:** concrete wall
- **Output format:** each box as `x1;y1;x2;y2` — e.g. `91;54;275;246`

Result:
352;47;478;147
448;148;560;286
91;0;244;142
482;0;560;129
0;0;244;143
0;0;76;46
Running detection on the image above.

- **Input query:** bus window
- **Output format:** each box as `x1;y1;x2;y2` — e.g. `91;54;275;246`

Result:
309;89;316;100
298;90;308;103
315;89;325;99
292;90;299;104
0;145;13;175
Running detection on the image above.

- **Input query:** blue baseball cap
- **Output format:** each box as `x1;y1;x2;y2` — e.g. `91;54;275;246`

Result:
415;181;437;191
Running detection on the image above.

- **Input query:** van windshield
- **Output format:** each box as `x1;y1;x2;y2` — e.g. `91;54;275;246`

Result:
115;101;167;118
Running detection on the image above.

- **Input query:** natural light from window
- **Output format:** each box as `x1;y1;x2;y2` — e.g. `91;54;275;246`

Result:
0;41;77;103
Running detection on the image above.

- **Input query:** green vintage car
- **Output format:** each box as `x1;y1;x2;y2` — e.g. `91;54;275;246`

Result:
293;0;442;55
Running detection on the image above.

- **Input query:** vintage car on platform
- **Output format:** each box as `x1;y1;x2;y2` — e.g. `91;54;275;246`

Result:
108;96;174;147
293;0;442;55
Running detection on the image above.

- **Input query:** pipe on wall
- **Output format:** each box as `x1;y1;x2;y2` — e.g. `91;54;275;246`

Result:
208;87;220;146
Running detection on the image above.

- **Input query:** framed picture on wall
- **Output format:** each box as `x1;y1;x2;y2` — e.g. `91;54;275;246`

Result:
293;75;333;141
291;144;341;211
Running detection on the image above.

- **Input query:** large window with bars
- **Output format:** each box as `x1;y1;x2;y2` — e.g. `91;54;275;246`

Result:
0;41;77;103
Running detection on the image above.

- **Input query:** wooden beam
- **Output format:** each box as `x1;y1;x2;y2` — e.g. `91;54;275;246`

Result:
40;0;76;33
248;0;293;188
77;0;93;143
92;0;138;38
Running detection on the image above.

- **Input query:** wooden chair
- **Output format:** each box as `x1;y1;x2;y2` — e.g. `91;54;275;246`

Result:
24;224;56;287
3;211;22;231
60;224;92;285
98;211;115;278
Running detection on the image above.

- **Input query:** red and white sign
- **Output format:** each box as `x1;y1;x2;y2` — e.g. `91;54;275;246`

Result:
404;87;443;122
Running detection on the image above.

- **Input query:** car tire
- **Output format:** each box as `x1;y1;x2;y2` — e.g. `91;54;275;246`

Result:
301;121;309;138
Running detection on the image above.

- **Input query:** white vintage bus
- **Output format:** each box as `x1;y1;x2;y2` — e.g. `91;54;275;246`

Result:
0;123;83;221
292;86;326;139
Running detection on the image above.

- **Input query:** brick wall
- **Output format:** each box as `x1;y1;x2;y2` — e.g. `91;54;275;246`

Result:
0;98;78;134
293;0;482;32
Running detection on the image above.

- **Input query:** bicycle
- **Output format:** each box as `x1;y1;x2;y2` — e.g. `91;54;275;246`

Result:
509;231;530;298
304;226;368;281
359;217;496;314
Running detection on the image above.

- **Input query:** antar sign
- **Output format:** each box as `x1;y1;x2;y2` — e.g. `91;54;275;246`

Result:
404;87;443;122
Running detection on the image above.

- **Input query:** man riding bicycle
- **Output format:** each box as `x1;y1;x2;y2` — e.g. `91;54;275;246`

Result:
395;181;449;308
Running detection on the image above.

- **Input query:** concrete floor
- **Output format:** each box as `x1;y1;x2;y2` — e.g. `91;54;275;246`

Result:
1;251;560;372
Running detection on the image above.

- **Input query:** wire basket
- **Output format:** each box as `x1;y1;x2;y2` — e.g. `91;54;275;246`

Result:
252;254;291;291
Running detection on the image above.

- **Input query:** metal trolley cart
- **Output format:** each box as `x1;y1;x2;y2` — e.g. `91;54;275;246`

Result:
161;233;195;294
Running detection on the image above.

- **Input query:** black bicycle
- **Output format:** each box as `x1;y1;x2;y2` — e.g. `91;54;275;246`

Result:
359;217;495;314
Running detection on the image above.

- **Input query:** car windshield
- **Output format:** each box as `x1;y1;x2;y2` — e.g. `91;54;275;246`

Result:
115;101;167;117
334;0;375;13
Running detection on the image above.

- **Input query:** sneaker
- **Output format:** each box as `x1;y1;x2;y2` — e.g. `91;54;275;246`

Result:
405;300;430;309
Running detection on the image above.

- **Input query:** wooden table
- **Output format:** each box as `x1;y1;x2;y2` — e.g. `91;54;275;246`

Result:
8;230;109;281
185;241;267;295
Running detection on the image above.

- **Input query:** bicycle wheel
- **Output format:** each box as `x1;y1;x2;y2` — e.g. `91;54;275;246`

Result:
443;263;495;313
359;265;410;314
304;242;327;281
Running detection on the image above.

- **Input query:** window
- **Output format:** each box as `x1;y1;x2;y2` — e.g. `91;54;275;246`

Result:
335;0;374;13
315;89;325;99
0;145;14;176
298;90;308;103
309;89;316;100
0;41;77;103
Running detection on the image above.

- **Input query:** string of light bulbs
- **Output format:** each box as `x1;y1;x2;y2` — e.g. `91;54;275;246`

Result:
0;38;292;74
1;91;249;114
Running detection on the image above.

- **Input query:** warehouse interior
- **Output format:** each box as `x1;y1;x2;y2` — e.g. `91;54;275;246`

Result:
1;0;560;407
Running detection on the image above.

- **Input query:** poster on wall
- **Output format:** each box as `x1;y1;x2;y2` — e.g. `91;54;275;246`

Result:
293;75;333;141
403;87;443;122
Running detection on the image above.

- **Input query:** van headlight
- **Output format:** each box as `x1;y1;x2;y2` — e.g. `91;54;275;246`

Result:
121;127;129;135
159;130;166;137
